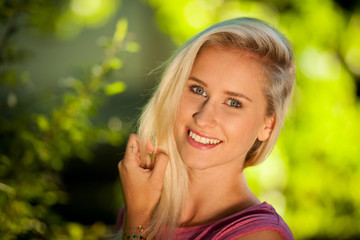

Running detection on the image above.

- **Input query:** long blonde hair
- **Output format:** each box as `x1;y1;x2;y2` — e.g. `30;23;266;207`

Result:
137;17;295;239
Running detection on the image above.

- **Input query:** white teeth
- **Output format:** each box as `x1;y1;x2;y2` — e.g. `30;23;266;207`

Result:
188;130;221;145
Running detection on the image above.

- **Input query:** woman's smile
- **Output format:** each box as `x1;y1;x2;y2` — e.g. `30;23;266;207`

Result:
186;128;223;150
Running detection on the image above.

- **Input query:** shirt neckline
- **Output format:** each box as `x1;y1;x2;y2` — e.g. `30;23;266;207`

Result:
176;201;269;231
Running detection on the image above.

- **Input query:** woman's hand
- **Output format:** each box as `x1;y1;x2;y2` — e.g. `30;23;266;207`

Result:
118;134;169;228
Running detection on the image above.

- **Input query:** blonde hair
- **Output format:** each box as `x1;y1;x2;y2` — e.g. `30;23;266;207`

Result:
137;17;295;239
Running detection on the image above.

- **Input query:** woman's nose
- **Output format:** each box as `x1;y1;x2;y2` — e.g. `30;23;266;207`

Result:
192;98;217;128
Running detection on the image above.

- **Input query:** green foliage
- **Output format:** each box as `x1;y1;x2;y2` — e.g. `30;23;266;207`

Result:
0;1;136;239
145;0;360;239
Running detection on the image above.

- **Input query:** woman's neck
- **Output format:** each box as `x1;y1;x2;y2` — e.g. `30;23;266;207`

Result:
179;165;260;227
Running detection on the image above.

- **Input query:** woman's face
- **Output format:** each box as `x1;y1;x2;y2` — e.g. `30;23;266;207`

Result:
173;46;274;171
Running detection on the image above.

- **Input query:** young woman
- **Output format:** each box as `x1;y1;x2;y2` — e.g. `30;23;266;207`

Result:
117;17;295;240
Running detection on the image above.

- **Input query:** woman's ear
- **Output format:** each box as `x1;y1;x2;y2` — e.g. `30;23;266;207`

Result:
257;114;276;142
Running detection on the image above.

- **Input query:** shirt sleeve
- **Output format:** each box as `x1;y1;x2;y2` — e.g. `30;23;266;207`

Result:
213;204;294;240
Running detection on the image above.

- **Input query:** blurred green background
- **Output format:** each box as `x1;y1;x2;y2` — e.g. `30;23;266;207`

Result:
0;0;359;239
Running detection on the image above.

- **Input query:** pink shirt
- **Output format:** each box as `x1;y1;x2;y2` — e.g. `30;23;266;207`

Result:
116;202;293;240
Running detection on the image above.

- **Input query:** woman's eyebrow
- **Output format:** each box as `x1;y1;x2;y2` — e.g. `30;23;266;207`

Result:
224;90;253;102
188;77;207;87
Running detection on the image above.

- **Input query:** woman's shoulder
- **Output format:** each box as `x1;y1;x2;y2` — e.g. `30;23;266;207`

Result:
234;230;286;240
175;202;293;240
213;202;294;240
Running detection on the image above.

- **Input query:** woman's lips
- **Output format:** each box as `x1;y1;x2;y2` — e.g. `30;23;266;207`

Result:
186;128;222;150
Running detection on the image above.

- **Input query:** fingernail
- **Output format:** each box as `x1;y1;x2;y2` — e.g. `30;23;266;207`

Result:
148;152;154;161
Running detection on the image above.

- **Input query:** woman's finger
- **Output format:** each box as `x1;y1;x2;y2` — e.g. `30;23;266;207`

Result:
150;150;169;184
146;140;155;154
122;134;140;165
140;140;156;169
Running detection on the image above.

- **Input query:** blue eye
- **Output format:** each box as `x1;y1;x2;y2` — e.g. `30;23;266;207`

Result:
191;85;207;97
225;98;242;108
